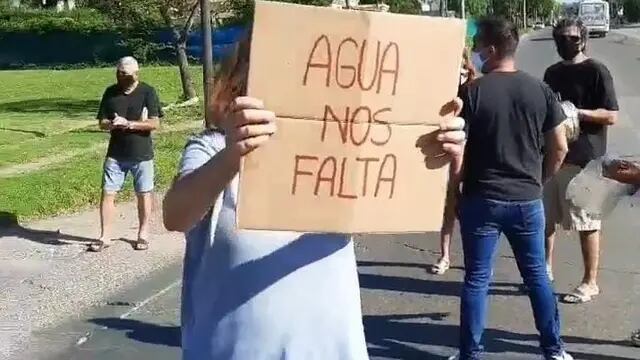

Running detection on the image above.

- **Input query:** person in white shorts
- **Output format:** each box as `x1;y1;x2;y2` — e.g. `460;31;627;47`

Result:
543;19;619;304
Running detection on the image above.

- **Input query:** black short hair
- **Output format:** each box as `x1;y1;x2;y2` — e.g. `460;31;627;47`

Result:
553;17;588;41
475;17;519;58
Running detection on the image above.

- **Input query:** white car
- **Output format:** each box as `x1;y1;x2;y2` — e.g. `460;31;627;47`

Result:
533;22;545;30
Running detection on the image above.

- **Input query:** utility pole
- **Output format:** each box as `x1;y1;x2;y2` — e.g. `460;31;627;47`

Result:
461;0;465;19
200;0;214;124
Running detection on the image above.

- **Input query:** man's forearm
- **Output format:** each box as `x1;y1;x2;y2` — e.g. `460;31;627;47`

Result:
543;151;567;183
128;118;160;131
578;109;618;126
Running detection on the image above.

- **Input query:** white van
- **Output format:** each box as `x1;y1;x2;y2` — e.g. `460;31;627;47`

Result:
578;0;610;37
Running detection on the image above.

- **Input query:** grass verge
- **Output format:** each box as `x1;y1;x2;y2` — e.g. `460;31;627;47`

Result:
0;129;197;221
0;66;202;135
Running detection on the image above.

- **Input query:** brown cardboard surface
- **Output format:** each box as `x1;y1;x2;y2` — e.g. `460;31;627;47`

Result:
238;118;447;233
248;1;465;125
238;1;466;233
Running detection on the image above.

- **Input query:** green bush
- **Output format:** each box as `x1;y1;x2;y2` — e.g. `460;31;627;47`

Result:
624;0;640;23
0;8;115;34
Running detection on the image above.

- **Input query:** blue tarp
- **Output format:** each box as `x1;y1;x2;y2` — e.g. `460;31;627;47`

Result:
159;25;248;61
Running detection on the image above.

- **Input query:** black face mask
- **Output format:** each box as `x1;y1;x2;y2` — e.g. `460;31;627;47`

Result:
117;76;135;89
555;36;583;60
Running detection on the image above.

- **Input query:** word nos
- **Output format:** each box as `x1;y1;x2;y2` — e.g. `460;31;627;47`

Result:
291;34;401;199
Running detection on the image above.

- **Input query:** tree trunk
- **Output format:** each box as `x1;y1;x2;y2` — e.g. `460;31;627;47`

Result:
160;5;198;101
177;40;197;100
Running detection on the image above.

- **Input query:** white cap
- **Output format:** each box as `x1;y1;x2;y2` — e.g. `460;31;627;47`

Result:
116;56;139;75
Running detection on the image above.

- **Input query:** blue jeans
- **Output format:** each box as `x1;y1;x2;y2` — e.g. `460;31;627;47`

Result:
458;197;563;359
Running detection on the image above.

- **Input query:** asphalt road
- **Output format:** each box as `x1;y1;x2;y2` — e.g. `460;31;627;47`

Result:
33;29;640;360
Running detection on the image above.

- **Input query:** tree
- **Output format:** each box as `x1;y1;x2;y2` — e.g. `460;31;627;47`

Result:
491;0;519;20
385;0;421;14
450;0;490;18
94;0;198;100
624;0;640;22
358;0;421;14
527;0;556;22
160;1;198;100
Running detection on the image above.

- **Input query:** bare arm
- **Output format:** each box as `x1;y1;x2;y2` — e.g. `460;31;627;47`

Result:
543;125;569;183
578;109;618;126
605;161;640;186
441;147;464;235
163;148;238;232
163;96;277;233
127;117;160;131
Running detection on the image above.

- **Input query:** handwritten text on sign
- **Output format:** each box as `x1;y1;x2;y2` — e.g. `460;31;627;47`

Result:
290;34;401;200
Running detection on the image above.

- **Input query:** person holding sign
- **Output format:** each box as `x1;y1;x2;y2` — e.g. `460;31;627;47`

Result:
162;31;467;360
455;18;572;360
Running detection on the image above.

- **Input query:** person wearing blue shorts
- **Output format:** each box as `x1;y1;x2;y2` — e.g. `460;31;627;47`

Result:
91;56;162;252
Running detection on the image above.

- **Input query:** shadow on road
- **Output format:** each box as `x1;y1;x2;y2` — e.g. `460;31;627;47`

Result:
358;261;525;297
0;211;95;245
364;313;635;359
85;314;634;360
89;318;181;347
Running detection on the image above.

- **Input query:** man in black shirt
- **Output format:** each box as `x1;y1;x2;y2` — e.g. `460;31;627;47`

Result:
543;18;619;304
91;56;162;252
454;18;571;360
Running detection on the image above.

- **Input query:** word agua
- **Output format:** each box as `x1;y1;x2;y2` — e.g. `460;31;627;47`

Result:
291;35;400;199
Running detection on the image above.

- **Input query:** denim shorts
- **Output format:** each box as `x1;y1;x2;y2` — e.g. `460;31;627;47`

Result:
103;157;154;194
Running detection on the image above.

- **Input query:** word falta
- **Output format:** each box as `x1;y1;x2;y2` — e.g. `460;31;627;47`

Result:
291;34;402;200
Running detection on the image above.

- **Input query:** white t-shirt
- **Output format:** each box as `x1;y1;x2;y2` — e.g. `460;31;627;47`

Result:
179;130;369;360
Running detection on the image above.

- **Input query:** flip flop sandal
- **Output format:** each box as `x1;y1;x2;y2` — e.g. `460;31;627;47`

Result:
631;329;640;347
134;238;149;251
429;259;450;275
88;240;109;252
563;284;600;304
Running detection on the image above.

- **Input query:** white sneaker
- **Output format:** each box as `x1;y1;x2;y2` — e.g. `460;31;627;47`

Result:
548;351;574;360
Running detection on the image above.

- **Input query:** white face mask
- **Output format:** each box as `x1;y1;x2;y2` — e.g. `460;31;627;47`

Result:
471;51;487;74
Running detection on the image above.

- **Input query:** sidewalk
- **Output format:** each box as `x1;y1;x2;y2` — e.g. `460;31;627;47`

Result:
0;195;185;359
612;24;640;41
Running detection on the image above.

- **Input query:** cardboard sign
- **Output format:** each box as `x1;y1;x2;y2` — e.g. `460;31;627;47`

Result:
237;1;466;233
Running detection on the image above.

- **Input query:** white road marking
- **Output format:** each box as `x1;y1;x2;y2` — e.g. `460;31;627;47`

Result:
119;279;181;320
